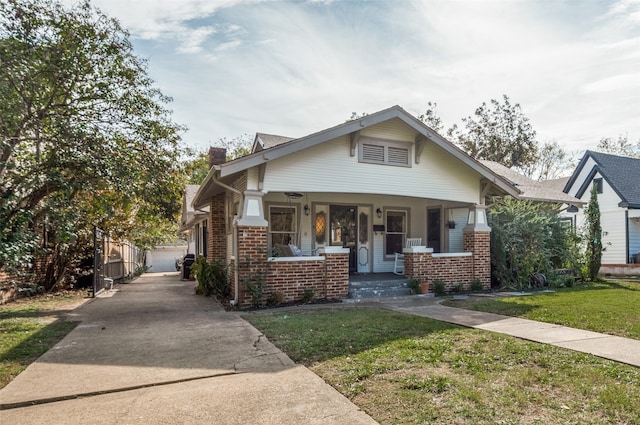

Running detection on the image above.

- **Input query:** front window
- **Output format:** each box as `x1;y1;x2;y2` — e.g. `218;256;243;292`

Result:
385;210;407;256
269;205;298;255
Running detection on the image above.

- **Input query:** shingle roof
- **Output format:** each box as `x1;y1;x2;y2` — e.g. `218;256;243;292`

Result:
255;133;294;149
580;151;640;207
479;160;583;205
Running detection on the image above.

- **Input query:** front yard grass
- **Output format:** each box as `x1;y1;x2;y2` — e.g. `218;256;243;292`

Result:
442;279;640;340
246;307;640;424
0;291;86;389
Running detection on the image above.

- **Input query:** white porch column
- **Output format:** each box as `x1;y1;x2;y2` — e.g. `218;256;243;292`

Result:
237;190;268;227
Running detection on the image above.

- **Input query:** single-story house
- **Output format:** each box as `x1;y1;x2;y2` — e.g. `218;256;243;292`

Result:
191;105;524;308
562;150;640;274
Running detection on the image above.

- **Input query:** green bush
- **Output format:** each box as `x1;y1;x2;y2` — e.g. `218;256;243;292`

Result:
433;279;446;296
489;198;576;290
470;279;483;292
267;291;285;306
407;279;421;294
191;256;229;299
302;288;315;303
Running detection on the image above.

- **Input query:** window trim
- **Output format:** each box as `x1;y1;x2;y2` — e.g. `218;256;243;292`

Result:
358;137;412;168
384;208;409;259
267;203;300;255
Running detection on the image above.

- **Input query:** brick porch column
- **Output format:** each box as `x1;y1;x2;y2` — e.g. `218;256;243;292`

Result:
319;247;350;299
235;225;268;308
464;204;491;289
208;192;226;264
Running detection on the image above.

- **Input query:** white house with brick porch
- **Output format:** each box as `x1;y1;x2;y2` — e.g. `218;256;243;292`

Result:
192;105;521;308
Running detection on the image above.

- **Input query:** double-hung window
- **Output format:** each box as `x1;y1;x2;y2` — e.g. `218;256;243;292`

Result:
269;205;298;252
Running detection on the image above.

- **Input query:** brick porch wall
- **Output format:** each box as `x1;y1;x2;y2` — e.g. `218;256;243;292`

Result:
265;259;325;303
404;230;491;292
232;224;350;308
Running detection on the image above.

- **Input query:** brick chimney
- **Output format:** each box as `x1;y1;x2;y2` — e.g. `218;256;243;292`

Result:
208;147;227;168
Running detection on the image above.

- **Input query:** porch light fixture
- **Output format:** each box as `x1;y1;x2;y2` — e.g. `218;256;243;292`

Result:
304;205;310;216
376;208;382;218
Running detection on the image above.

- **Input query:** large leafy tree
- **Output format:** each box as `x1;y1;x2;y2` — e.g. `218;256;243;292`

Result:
448;95;539;171
0;0;185;284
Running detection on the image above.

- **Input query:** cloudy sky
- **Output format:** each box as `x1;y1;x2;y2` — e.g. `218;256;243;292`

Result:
88;0;639;154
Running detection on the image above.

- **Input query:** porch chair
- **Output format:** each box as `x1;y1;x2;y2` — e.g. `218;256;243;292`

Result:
393;238;422;275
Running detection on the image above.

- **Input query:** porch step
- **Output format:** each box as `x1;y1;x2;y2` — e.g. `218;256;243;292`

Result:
348;279;411;299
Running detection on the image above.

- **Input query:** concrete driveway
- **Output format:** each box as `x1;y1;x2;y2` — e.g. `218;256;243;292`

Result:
0;273;377;425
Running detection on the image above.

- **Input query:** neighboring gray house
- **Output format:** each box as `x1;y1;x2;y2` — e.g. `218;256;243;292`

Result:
562;150;640;272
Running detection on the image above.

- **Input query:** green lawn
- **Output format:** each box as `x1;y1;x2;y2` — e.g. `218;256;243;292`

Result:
246;307;640;424
0;292;86;389
442;279;640;339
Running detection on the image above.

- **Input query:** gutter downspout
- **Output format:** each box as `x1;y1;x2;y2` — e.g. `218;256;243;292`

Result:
212;170;244;307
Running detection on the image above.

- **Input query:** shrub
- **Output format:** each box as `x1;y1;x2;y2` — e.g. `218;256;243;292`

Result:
433;279;446;296
489;198;576;290
407;279;421;294
302;288;315;303
191;256;229;299
267;291;285;306
470;279;483;292
452;282;463;293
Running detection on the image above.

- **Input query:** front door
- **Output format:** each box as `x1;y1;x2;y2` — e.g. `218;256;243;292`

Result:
330;205;357;272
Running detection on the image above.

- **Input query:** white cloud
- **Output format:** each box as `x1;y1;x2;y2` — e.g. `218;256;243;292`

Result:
77;0;640;153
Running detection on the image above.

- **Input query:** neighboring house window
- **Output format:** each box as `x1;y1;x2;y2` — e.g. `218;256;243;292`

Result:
593;178;603;194
359;138;411;167
269;205;298;253
385;210;407;256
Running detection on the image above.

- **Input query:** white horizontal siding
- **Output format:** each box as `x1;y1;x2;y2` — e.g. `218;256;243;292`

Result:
263;122;481;204
447;208;469;252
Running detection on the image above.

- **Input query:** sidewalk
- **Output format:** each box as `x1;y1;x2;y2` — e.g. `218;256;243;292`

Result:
0;273;377;425
356;294;640;368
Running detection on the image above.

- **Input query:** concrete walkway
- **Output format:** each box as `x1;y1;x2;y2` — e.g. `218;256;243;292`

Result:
0;273;377;425
356;295;640;368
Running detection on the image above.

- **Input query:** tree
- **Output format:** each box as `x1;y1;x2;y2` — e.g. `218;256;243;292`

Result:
0;0;184;284
447;95;539;171
417;102;444;133
596;135;640;158
584;184;602;280
519;140;574;181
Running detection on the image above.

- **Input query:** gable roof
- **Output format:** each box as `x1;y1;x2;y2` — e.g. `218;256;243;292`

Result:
565;150;640;208
253;133;294;151
193;105;521;209
479;161;583;206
